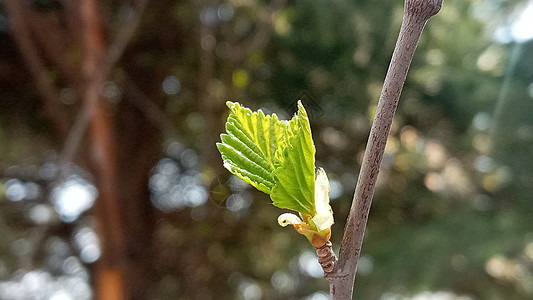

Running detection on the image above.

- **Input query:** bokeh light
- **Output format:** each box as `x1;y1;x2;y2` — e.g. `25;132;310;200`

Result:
298;251;323;278
5;179;26;202
150;150;209;211
51;176;97;223
304;291;330;300
0;269;92;300
162;76;181;95
271;270;298;294
511;0;533;42
74;227;101;264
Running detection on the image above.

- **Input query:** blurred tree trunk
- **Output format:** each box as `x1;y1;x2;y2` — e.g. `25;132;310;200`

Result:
6;0;286;298
6;1;160;299
79;0;127;299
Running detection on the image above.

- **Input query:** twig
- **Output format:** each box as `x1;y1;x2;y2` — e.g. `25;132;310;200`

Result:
123;78;180;140
102;0;149;78
4;0;70;138
56;0;150;180
28;10;80;87
324;1;443;299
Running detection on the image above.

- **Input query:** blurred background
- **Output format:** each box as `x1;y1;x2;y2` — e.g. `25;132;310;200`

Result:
0;0;532;299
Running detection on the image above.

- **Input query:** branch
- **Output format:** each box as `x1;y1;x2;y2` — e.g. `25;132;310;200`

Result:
57;0;149;179
123;78;180;140
4;0;70;139
79;0;126;299
325;0;443;298
27;10;80;87
102;0;149;78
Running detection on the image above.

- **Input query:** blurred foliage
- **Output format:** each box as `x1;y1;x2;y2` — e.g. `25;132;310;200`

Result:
1;0;533;299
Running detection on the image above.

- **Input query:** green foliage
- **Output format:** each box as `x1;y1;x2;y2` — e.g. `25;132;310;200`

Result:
270;102;316;215
217;101;316;215
216;101;285;194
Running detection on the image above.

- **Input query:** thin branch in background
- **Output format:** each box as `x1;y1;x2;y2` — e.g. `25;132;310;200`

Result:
56;104;92;180
102;0;149;78
27;10;80;87
124;78;180;140
325;1;444;299
489;42;523;147
56;0;150;180
4;0;70;138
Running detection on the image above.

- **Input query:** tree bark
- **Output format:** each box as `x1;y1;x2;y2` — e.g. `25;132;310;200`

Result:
79;1;127;299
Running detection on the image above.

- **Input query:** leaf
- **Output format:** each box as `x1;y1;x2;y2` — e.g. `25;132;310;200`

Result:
217;101;317;216
216;101;287;194
271;101;316;215
311;167;334;232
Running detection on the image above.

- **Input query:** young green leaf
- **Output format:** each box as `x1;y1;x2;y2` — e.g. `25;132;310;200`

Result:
216;101;286;194
217;101;333;247
271;101;316;215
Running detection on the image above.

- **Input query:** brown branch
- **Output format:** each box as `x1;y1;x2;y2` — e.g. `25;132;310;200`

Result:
57;0;150;179
79;0;126;299
4;0;70;139
102;0;149;78
124;78;179;139
325;1;443;298
27;10;80;87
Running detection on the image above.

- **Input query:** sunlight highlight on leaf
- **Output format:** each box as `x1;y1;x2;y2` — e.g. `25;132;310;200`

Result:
217;101;316;214
217;101;332;247
271;101;316;215
216;101;286;194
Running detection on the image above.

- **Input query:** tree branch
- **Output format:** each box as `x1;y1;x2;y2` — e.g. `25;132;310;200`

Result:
57;0;150;179
325;0;443;298
27;9;80;87
79;0;126;299
4;0;70;139
102;0;149;79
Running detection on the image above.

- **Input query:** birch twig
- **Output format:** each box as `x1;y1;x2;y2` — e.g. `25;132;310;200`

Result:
325;1;443;299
